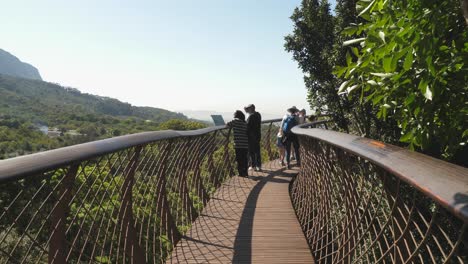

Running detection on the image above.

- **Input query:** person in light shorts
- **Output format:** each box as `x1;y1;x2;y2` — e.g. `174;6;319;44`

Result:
276;130;286;166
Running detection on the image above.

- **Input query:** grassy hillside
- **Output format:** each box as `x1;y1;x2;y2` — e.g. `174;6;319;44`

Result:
0;74;186;124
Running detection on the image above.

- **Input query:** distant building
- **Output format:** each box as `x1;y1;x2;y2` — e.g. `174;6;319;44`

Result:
47;128;62;138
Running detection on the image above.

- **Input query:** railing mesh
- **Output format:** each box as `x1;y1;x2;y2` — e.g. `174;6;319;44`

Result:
0;120;281;263
2;119;465;263
291;134;467;263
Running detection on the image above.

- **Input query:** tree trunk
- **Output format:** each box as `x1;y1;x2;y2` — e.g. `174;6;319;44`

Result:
462;0;468;26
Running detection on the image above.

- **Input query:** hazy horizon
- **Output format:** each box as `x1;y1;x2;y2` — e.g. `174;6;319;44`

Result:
2;0;337;117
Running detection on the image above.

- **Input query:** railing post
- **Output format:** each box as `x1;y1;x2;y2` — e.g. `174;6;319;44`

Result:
223;128;235;177
118;146;146;264
155;141;181;249
192;136;209;205
379;169;415;262
334;148;358;263
207;131;220;188
49;164;79;264
178;139;198;222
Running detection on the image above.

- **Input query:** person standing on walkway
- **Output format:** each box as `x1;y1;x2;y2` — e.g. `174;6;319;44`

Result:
227;110;249;177
281;106;300;169
277;128;286;166
244;104;262;171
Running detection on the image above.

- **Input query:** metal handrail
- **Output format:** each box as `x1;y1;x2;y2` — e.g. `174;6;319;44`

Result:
292;126;468;222
0;116;285;263
0;118;282;183
291;124;468;263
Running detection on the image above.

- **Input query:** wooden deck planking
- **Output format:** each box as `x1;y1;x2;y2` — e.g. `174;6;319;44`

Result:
168;161;314;263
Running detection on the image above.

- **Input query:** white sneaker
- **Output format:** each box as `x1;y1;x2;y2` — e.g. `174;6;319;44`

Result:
248;166;254;171
255;166;261;172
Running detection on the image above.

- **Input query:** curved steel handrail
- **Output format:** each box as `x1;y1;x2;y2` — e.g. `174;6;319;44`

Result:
0;117;285;263
0;118;283;183
292;125;468;222
292;124;468;262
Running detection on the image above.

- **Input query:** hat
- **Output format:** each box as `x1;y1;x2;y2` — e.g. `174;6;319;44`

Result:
287;106;299;113
244;104;255;110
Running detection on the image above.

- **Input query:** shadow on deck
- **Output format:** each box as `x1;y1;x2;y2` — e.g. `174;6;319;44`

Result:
168;161;314;263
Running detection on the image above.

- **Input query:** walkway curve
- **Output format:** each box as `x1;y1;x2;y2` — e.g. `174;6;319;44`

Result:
168;161;314;263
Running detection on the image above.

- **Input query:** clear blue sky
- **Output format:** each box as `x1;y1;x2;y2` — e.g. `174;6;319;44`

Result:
2;0;336;117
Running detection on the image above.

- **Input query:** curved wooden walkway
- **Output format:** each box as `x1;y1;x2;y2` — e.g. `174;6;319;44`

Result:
169;161;314;263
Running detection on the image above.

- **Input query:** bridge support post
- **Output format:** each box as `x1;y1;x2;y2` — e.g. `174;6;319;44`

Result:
222;128;234;177
207;131;221;188
177;139;199;223
379;169;415;262
155;141;181;251
335;149;358;263
49;164;79;264
191;136;209;205
118;146;146;264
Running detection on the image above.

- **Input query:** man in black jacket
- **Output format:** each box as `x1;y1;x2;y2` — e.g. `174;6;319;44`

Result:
244;104;262;171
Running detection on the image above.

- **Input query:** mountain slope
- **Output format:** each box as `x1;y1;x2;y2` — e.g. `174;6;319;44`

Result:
0;49;42;80
0;74;201;159
0;74;187;126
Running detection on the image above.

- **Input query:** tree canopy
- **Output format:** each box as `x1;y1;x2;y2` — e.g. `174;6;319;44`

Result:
286;0;467;165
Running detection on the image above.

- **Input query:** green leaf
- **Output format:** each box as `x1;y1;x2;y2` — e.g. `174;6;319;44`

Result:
372;95;385;104
346;51;352;65
439;45;449;51
400;131;414;143
334;66;347;77
417;79;433;101
358;0;376;17
404;94;415;105
423;85;433;100
338;81;349;93
347;84;359;94
403;51;413;70
371;72;396;78
425;56;436;76
342;27;356;35
383;57;392;72
343;38;366;46
418;78;428;93
378;31;386;43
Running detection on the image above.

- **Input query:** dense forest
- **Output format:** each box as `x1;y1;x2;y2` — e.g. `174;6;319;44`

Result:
285;0;467;166
0;74;205;159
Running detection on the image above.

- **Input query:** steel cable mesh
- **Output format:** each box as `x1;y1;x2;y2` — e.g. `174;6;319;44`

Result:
291;136;467;263
0;120;281;263
0;131;232;263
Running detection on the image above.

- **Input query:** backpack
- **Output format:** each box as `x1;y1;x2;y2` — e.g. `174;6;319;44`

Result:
282;115;297;134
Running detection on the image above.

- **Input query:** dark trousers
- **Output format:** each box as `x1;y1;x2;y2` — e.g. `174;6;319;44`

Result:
285;133;300;165
235;148;248;176
248;141;262;168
